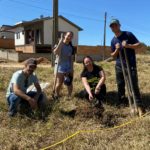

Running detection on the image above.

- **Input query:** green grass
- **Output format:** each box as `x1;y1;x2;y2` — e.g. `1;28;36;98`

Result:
0;54;150;150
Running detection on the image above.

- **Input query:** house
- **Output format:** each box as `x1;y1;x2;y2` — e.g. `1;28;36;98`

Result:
13;15;83;53
0;25;15;39
0;25;15;49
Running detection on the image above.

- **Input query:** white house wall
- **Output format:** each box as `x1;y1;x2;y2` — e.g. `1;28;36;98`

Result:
15;27;25;46
43;20;53;45
44;18;79;46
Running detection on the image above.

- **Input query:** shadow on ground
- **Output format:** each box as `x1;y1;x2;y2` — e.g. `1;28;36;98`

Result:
105;91;150;110
142;93;150;110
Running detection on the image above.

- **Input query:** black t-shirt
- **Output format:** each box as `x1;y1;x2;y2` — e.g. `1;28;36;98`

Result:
81;65;103;90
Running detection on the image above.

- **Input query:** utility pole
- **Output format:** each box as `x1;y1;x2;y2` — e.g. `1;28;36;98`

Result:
103;12;107;60
51;0;59;66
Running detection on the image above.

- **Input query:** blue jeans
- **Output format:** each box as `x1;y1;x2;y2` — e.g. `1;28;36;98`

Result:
7;91;45;117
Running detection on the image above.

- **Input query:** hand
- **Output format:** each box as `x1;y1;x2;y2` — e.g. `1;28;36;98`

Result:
28;98;37;109
95;87;100;94
115;43;121;49
89;93;94;101
122;40;128;48
60;33;64;42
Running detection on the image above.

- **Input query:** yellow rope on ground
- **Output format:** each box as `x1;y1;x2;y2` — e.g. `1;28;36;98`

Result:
41;112;150;150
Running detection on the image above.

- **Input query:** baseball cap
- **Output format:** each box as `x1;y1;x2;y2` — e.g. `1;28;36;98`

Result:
25;58;37;66
109;19;120;27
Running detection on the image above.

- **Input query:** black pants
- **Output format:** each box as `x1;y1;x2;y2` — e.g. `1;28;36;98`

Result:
79;84;106;105
115;65;142;106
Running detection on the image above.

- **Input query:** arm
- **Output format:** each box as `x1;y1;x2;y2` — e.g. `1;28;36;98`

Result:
34;82;42;100
122;32;141;50
82;77;93;100
13;84;31;101
111;43;120;58
122;41;141;50
96;70;106;89
13;84;36;108
111;48;119;58
53;34;64;55
95;70;106;94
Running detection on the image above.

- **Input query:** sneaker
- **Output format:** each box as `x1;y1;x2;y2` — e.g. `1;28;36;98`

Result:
8;111;16;117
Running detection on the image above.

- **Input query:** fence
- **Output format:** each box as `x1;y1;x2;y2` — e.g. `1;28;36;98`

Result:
0;50;51;62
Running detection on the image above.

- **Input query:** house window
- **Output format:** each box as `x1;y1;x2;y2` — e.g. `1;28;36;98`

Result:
16;32;20;39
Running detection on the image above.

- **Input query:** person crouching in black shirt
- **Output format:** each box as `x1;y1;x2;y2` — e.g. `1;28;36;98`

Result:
80;56;106;111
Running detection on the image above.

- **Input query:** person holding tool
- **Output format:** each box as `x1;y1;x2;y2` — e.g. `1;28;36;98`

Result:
53;31;74;99
109;19;145;116
80;56;106;111
6;58;47;119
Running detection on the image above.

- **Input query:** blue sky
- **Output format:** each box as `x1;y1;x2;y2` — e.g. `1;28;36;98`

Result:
0;0;150;46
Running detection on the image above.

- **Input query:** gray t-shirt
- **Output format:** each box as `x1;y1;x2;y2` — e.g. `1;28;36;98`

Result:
55;43;74;74
6;70;39;98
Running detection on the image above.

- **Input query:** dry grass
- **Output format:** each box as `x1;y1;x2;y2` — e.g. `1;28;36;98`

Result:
0;54;150;150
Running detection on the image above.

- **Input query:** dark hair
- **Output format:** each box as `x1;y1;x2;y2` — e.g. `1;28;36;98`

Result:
82;56;95;73
65;31;73;36
82;56;93;65
66;31;75;54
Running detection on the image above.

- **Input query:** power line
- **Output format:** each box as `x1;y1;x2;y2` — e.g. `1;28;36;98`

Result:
3;0;150;39
7;0;104;22
8;0;51;11
60;12;104;22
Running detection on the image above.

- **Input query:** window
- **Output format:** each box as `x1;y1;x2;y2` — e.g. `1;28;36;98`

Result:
16;32;20;39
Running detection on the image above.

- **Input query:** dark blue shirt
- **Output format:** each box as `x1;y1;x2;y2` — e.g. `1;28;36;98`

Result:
111;31;139;67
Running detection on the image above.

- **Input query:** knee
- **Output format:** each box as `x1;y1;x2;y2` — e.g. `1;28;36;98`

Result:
8;94;20;104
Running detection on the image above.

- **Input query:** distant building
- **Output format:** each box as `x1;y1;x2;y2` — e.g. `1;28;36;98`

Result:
13;15;83;53
0;25;15;39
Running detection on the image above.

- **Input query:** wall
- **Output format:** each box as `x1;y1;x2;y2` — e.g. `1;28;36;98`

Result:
75;45;147;63
15;44;35;53
0;50;51;62
0;31;14;39
0;38;15;49
43;18;79;46
76;45;111;62
43;19;53;45
0;50;18;60
15;27;25;46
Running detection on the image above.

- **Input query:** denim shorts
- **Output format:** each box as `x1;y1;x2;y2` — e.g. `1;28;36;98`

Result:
54;63;72;74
